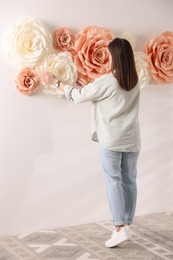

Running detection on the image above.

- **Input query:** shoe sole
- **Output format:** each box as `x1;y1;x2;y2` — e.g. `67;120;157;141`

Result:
105;237;129;248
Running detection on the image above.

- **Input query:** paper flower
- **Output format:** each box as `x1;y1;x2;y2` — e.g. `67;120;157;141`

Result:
7;18;172;98
134;51;150;88
52;27;75;53
146;31;173;84
40;52;78;95
8;19;52;68
118;32;136;50
15;67;40;95
73;25;114;83
76;72;91;86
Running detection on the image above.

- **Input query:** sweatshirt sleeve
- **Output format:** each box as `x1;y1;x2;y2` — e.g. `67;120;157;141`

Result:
64;74;115;104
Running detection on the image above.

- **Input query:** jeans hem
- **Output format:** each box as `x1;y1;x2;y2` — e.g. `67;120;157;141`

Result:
113;220;133;226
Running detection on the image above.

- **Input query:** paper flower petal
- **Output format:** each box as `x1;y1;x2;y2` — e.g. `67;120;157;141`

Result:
135;51;150;88
118;32;136;50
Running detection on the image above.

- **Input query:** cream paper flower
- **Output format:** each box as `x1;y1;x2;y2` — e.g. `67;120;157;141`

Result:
134;51;150;88
40;52;78;95
118;32;136;50
8;19;52;67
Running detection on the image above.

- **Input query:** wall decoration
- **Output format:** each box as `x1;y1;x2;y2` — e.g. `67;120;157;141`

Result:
39;52;78;95
15;67;40;95
8;19;52;68
73;26;114;84
145;31;173;84
134;51;150;88
7;19;173;96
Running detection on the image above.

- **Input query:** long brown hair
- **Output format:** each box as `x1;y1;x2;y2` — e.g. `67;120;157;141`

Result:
108;38;138;91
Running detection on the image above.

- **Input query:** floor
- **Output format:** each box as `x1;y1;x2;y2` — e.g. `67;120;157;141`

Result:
0;212;173;260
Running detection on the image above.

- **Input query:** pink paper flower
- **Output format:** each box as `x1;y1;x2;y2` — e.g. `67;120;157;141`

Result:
52;27;74;52
15;67;40;95
73;25;114;83
76;72;92;86
146;31;173;84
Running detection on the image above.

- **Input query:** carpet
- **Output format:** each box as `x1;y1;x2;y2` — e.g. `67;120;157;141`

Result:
0;212;173;260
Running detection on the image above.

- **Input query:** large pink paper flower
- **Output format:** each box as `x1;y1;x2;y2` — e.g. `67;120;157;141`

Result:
73;26;114;83
15;67;40;95
52;27;74;53
146;31;173;84
76;72;91;86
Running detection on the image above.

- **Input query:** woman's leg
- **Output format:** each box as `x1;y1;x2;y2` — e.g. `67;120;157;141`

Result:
121;152;139;224
99;146;126;226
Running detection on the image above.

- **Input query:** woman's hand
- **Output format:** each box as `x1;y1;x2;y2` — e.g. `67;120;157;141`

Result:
59;82;65;90
36;69;66;91
36;69;57;84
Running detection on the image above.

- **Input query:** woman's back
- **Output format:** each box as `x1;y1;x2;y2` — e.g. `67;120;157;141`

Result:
91;73;140;152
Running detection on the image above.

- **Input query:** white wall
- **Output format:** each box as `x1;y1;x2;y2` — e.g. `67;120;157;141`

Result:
0;0;173;237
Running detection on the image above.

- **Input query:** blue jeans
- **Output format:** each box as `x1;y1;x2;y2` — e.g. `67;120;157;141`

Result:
99;146;139;226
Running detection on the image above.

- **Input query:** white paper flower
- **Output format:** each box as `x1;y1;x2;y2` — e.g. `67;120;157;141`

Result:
40;52;78;95
118;32;136;50
135;51;150;88
8;19;52;67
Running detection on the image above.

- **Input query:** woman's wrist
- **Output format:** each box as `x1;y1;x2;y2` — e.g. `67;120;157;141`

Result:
55;80;61;88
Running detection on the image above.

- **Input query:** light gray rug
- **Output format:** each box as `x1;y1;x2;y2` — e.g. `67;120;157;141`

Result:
0;212;173;260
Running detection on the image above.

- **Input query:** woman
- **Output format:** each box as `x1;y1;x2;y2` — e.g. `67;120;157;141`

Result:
38;38;141;248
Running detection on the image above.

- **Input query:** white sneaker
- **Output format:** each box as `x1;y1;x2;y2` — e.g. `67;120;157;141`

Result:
125;225;132;240
105;226;131;248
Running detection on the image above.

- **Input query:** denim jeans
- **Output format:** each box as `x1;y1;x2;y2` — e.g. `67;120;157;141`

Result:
99;146;139;226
